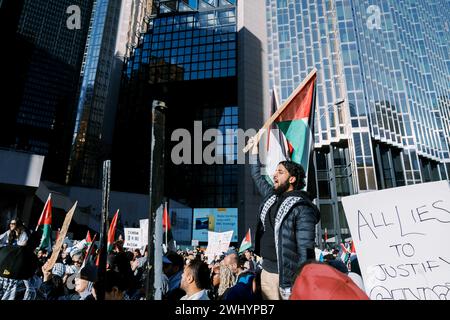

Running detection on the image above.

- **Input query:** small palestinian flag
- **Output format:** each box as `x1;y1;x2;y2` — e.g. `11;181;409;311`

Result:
163;202;176;253
238;229;252;253
86;231;92;245
36;194;52;251
107;210;119;253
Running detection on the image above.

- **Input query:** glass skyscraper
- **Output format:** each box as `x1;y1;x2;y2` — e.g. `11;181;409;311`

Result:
266;0;450;245
66;0;124;187
112;0;239;211
0;0;94;183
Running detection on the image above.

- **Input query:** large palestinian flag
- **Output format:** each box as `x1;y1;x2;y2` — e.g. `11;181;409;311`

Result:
273;70;316;173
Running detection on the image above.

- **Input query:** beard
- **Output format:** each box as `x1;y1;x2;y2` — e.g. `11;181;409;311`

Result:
273;179;291;195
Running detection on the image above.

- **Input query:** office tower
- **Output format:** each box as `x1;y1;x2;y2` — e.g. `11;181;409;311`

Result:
0;0;94;183
67;0;153;187
112;0;268;241
113;0;237;201
266;0;450;244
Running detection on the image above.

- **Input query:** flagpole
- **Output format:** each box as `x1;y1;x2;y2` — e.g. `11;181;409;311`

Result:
146;100;167;300
242;68;317;153
165;201;168;249
97;160;111;301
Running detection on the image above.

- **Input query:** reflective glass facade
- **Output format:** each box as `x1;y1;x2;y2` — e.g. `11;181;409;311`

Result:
67;0;123;187
266;0;450;245
112;0;239;209
0;0;94;182
124;0;237;82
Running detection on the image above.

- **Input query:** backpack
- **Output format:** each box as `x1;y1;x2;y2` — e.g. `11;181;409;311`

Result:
0;245;38;280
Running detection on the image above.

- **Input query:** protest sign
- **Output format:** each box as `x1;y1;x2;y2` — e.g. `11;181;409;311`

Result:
342;180;450;300
44;202;77;271
123;228;142;250
205;230;233;264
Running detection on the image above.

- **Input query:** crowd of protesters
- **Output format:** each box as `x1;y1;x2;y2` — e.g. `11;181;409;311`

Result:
0;217;368;300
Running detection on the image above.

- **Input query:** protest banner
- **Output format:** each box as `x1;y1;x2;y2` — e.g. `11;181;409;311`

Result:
44;202;77;271
205;230;233;264
341;180;450;300
124;228;142;250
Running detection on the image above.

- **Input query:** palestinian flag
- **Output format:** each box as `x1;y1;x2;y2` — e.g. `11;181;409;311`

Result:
273;70;316;182
36;194;52;251
86;231;92;245
107;209;119;253
83;233;97;265
238;229;252;253
163;202;176;253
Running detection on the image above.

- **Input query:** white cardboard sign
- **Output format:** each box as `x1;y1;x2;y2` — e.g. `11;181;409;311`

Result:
123;228;142;250
342;180;450;300
205;230;234;264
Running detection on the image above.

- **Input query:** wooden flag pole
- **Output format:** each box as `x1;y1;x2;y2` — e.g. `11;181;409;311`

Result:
43;201;77;271
242;68;317;153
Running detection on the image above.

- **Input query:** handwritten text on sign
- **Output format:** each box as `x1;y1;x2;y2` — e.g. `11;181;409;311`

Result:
342;181;450;300
123;228;142;250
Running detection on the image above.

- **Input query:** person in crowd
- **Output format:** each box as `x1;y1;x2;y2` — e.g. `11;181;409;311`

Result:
59;262;96;300
180;259;211;300
0;233;41;300
35;249;48;278
133;249;142;260
39;263;65;300
0;218;29;246
208;263;221;300
289;261;369;300
217;263;236;299
113;240;124;253
242;249;259;272
94;270;128;300
163;252;185;301
37;249;48;263
64;252;83;278
249;137;320;300
222;254;257;302
106;251;135;297
223;250;239;274
60;250;71;265
326;258;349;274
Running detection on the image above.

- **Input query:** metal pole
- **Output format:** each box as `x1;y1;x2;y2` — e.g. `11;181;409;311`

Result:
146;100;167;300
97;160;111;301
313;151;323;249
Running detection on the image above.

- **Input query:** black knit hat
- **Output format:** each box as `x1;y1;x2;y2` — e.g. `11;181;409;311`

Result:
78;261;98;282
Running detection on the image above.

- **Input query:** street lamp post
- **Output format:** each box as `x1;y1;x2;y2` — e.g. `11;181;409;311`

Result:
146;100;167;300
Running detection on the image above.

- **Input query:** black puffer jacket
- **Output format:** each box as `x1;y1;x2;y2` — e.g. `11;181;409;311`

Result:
250;155;320;295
